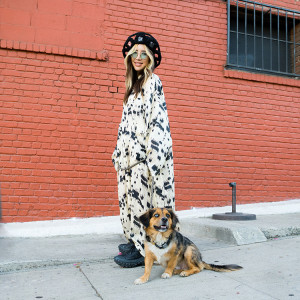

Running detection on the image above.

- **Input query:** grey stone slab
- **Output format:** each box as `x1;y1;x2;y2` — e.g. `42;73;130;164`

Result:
0;234;125;272
203;236;300;300
0;265;100;300
181;218;267;245
0;234;231;273
181;213;300;245
80;257;273;300
79;237;299;300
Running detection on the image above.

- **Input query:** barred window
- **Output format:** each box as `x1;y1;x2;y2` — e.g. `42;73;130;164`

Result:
226;0;300;78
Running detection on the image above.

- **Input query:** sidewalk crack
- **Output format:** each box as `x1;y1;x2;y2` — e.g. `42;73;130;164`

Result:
76;264;103;299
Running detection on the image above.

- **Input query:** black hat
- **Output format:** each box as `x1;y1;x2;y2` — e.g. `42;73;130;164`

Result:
122;32;161;68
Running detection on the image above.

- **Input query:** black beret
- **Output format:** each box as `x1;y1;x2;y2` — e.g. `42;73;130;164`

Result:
122;32;161;68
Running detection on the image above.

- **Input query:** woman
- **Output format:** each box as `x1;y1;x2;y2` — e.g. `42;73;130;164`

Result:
112;32;175;268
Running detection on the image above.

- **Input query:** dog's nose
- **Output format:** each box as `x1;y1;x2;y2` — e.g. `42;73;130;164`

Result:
161;217;168;223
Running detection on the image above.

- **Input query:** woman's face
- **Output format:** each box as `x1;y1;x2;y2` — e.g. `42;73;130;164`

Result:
131;44;150;73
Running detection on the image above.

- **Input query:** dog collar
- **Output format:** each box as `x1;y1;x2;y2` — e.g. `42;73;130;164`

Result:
146;234;172;249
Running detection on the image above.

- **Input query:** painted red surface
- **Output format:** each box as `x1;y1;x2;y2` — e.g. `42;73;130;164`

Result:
0;0;299;222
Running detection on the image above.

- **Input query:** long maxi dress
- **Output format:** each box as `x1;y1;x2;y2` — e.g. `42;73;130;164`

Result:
112;73;175;256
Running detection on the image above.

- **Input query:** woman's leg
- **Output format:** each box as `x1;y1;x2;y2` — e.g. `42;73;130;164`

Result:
117;162;152;257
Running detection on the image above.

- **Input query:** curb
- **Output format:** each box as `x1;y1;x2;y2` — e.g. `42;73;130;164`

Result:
181;213;300;246
181;218;267;245
1;199;300;239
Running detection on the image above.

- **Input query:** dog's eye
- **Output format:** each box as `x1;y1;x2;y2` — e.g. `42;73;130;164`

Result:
166;214;171;218
154;214;159;218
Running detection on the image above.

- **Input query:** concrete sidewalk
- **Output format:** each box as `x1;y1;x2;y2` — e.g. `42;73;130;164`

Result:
0;215;299;299
0;233;299;299
0;201;300;299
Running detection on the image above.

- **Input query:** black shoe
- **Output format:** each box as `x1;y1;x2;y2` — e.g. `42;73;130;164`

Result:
114;247;144;268
118;241;135;255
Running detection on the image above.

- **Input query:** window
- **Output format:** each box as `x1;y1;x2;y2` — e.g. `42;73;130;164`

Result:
226;0;300;78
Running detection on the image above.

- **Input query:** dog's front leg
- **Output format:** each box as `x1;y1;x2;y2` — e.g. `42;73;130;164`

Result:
134;253;154;285
161;256;178;279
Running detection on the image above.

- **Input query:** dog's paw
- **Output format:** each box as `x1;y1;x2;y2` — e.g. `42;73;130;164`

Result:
179;271;189;277
134;277;147;285
161;272;171;279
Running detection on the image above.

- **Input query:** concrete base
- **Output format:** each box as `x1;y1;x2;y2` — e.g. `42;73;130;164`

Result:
181;218;267;245
212;212;256;221
181;213;300;245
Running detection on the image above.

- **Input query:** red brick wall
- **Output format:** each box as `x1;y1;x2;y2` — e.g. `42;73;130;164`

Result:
1;0;300;222
0;0;105;51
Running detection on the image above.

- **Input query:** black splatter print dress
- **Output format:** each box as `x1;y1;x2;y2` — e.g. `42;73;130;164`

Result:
112;73;175;255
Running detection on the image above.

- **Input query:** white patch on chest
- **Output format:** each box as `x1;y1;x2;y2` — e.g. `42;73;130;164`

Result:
146;235;172;267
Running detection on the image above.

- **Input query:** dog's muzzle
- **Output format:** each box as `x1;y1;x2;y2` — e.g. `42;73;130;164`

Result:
154;217;169;232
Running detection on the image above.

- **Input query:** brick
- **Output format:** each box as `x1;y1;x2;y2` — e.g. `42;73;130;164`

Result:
37;0;72;15
35;28;69;47
72;1;105;19
31;12;66;30
69;32;104;50
0;24;35;41
0;0;300;223
0;7;31;26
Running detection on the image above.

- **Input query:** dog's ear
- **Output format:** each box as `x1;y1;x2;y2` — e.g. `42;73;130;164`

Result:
168;209;179;229
139;209;155;228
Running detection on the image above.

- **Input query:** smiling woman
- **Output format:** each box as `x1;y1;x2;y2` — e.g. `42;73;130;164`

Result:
130;45;149;73
122;40;156;105
111;32;176;268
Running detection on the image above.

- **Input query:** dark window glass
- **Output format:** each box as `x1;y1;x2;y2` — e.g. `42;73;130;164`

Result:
227;0;300;78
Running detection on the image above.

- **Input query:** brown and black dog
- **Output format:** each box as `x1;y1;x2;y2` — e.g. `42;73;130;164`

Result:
134;208;242;284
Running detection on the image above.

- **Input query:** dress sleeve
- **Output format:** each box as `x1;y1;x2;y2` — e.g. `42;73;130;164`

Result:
145;76;172;177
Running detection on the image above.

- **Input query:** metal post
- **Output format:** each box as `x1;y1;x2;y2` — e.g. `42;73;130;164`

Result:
212;182;256;220
229;182;237;213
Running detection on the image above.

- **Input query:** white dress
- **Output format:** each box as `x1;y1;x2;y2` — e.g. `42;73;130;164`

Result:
112;73;175;256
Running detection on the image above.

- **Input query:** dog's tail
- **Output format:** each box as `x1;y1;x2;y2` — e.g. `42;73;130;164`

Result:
203;262;242;272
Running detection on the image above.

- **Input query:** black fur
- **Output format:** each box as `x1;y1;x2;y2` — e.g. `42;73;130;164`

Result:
139;209;154;228
167;208;179;229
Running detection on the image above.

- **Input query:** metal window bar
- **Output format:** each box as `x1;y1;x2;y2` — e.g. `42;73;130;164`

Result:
245;2;247;67
253;3;256;69
261;4;264;70
294;14;296;74
236;0;239;65
277;9;280;72
270;9;272;71
227;0;230;62
226;0;300;78
286;12;288;73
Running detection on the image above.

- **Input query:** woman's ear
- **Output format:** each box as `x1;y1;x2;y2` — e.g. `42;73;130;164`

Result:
139;209;155;228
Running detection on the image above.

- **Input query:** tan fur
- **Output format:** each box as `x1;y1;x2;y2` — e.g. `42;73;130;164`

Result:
134;208;242;284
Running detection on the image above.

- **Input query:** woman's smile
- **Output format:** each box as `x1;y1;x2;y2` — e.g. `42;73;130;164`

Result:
131;44;149;73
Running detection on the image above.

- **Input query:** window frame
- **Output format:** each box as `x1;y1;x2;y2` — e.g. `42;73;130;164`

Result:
226;0;300;78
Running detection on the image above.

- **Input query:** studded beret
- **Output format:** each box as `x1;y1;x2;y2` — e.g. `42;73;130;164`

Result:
122;32;161;68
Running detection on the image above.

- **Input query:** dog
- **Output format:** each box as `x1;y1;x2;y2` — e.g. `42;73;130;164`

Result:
134;208;242;284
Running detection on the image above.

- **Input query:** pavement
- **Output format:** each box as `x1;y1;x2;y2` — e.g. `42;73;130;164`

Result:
0;200;300;300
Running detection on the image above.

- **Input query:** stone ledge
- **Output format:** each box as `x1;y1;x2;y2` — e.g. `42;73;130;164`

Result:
0;39;108;61
181;213;300;245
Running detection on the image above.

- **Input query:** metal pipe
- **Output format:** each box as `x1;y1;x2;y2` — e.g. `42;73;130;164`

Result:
229;182;237;213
